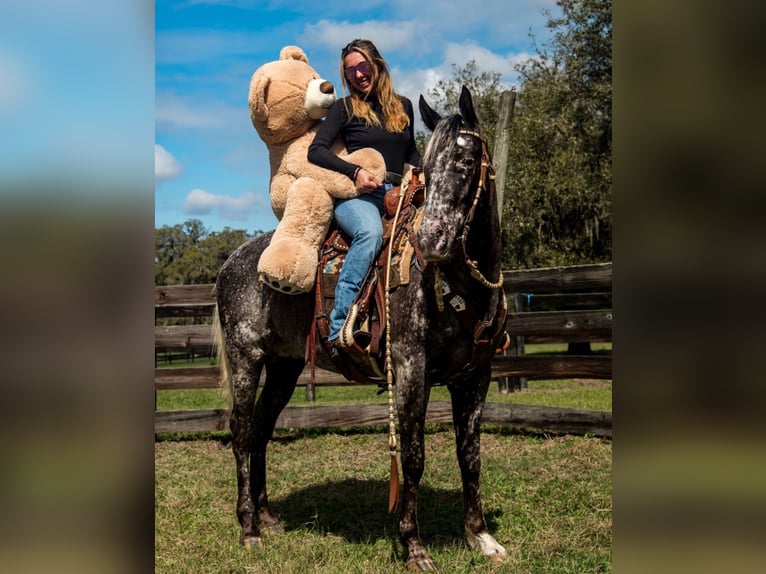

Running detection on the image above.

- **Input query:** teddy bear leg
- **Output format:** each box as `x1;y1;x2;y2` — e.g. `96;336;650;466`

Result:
258;179;334;294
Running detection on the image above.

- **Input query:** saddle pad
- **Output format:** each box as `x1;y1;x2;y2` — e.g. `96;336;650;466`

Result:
321;238;416;291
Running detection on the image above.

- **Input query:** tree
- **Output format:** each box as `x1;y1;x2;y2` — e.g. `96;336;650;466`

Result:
154;219;259;285
155;222;197;285
416;0;612;269
201;228;254;278
502;0;612;268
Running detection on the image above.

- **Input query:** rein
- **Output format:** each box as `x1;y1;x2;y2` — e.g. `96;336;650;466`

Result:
383;175;406;514
382;168;425;513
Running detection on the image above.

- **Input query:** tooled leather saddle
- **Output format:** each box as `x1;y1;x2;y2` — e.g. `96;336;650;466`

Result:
308;169;426;384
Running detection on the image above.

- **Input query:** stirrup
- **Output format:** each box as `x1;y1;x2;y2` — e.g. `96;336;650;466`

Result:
339;304;370;356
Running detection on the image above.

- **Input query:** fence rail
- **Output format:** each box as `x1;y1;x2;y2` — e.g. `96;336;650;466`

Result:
155;262;612;437
155;402;612;438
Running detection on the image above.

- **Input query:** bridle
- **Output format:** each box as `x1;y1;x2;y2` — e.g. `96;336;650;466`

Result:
454;128;504;290
430;127;507;372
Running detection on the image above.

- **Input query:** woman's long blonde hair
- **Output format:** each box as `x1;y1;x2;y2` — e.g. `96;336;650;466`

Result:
340;39;410;133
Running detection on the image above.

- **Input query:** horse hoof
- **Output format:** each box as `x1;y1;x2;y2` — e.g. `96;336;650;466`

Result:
241;536;263;549
406;557;437;572
465;529;508;562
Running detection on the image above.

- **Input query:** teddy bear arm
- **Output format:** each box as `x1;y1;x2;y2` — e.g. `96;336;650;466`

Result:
340;148;386;182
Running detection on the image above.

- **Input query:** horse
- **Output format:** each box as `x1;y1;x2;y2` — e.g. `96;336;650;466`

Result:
213;85;509;571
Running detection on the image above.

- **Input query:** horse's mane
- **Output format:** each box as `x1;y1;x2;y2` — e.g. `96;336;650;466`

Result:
423;114;464;167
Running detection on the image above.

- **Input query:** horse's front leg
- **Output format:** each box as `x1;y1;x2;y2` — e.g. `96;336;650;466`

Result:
449;372;508;563
396;369;436;571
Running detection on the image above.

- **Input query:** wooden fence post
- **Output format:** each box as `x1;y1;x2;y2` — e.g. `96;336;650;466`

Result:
508;292;528;392
492;88;517;395
492;87;517;224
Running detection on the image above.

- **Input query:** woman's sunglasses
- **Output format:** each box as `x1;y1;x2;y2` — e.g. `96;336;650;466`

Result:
344;61;372;81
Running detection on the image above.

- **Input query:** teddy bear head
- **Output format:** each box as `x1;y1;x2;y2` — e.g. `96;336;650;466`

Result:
248;46;337;145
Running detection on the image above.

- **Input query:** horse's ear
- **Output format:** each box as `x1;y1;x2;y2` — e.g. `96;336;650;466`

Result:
459;85;479;130
419;94;441;132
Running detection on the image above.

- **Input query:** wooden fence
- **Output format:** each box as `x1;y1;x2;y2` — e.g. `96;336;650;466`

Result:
155;262;612;437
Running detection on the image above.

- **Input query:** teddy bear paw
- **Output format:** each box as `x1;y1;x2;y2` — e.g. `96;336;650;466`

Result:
258;271;309;294
257;238;317;294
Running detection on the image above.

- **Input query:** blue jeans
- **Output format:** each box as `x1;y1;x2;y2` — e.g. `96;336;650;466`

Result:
328;183;391;341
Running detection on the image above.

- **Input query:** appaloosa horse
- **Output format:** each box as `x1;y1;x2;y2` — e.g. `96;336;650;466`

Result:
214;86;508;570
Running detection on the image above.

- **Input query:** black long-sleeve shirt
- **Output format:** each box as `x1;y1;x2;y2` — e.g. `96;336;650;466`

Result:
307;95;422;180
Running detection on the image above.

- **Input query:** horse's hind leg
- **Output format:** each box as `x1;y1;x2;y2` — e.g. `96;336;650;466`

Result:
231;354;302;548
449;375;508;563
249;356;303;535
229;357;264;548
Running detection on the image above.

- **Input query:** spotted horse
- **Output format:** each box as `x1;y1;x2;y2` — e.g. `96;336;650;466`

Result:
213;86;509;570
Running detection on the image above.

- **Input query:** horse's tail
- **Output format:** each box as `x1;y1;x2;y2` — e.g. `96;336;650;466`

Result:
212;304;233;412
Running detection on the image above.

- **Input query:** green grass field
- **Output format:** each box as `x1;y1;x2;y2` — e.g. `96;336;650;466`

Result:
156;430;611;573
155;344;611;572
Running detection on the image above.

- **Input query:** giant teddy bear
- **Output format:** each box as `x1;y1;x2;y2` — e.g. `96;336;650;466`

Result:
249;45;385;293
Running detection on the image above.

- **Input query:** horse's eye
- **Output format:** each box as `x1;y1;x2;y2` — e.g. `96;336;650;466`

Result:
456;157;475;172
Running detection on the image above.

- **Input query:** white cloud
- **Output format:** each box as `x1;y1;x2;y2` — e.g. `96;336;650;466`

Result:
442;42;530;87
395;42;535;129
301;19;421;55
155;144;181;181
183;188;263;220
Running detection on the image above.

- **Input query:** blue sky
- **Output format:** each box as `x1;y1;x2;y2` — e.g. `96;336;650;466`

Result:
155;0;561;234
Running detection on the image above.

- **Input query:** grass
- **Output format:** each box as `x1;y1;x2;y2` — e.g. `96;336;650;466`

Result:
155;430;611;573
155;344;611;572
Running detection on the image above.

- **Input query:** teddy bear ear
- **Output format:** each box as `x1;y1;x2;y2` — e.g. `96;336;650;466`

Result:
249;74;271;123
279;45;309;64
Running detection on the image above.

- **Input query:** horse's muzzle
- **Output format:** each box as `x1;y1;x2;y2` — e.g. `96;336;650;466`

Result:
417;225;453;262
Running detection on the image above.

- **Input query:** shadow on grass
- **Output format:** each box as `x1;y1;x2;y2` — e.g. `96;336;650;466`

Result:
271;477;503;549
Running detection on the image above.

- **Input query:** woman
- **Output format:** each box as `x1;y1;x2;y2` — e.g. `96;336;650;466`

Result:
308;38;422;352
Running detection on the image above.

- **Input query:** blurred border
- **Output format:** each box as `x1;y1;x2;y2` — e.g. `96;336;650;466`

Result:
2;1;765;572
616;1;766;572
0;2;155;573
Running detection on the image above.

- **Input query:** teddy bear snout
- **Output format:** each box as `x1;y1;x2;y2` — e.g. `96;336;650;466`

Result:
305;78;337;120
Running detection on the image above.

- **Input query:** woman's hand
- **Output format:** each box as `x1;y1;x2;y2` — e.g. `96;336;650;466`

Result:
354;168;382;194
